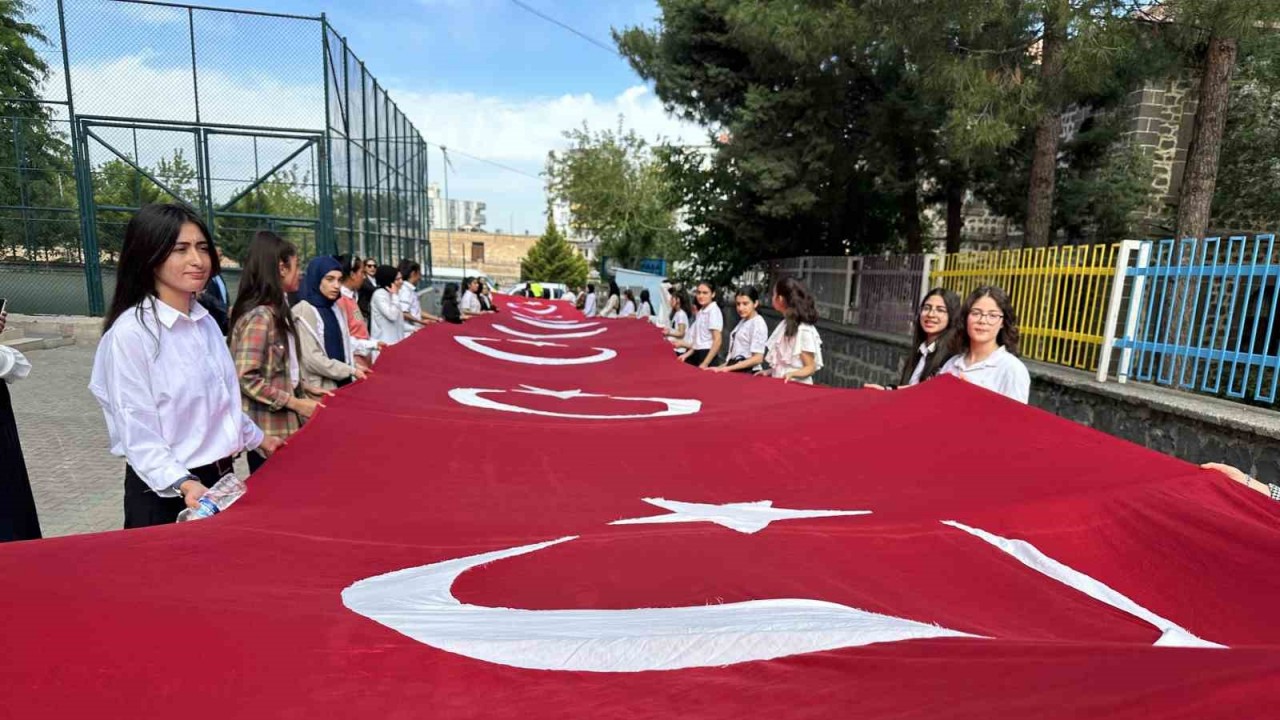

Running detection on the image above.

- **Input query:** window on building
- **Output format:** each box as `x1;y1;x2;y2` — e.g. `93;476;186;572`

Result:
471;242;485;263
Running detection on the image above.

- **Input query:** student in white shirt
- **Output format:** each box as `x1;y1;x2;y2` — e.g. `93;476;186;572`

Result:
764;276;824;384
711;285;769;374
461;277;484;316
397;260;441;331
679;281;724;368
866;287;961;391
600;280;621;318
563;286;578;307
369;265;407;348
89;204;281;528
620;289;637;318
583;283;598;317
664;289;691;345
938;285;1031;403
636;289;655;322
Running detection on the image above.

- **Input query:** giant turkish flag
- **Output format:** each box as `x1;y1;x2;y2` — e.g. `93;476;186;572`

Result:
2;297;1279;718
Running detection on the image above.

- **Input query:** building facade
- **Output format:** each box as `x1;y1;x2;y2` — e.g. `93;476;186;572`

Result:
428;183;488;231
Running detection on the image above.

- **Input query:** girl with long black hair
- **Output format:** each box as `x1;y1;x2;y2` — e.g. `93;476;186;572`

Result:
89;204;280;528
712;286;768;374
441;282;466;324
229;230;324;473
764;277;823;383
664;288;691;344
866;288;962;390
600;280;621;318
636;289;655;323
679;281;724;368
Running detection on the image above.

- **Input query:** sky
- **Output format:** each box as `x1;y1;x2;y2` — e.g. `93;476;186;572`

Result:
32;0;707;235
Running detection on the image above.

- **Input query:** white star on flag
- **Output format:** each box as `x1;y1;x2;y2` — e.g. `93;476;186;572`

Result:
610;498;871;535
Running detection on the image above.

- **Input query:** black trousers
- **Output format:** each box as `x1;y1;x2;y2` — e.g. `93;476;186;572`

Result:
248;449;266;475
683;349;722;367
0;382;41;542
123;456;234;529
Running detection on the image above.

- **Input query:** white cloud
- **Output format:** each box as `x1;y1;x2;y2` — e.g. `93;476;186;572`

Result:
389;83;704;164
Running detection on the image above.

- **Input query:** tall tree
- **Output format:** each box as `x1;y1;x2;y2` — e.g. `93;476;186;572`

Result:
0;0;74;262
1212;31;1280;229
521;214;590;287
545;123;680;270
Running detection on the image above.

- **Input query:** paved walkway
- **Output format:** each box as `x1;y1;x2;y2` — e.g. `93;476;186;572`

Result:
12;343;247;538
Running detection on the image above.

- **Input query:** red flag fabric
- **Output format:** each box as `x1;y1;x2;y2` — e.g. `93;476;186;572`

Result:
3;296;1279;718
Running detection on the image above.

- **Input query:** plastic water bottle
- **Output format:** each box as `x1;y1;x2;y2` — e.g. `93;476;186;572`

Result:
176;473;247;523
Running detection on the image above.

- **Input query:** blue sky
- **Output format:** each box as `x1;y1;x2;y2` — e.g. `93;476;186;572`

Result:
36;0;705;235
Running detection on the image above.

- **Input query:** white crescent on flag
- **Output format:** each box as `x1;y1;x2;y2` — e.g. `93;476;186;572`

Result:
448;386;701;419
490;323;609;340
454;336;617;365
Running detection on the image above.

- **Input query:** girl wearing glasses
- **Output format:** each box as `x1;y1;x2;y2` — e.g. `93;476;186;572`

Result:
764;277;823;383
939;285;1030;403
866;287;961;390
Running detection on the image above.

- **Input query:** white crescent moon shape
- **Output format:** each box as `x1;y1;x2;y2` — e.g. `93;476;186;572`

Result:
454;336;617;365
510;315;602;330
491;323;608;340
341;536;980;672
448;387;701;419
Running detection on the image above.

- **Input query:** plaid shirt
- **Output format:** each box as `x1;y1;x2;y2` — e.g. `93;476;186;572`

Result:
230;306;303;439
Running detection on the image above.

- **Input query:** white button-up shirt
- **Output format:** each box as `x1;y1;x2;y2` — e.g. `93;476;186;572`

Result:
89;297;264;495
726;314;768;360
369;288;406;344
907;341;937;386
689;303;724;350
461;289;483;314
939;345;1031;403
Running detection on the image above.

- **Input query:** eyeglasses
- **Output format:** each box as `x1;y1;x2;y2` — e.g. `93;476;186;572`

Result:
968;310;1004;323
920;304;948;316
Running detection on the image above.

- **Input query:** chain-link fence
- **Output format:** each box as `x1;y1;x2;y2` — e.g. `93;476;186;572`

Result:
1;0;431;316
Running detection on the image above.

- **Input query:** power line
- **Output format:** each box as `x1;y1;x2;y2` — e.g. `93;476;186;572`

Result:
426;142;543;182
506;0;620;57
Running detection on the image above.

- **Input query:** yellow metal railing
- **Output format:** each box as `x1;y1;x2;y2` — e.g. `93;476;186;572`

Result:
929;243;1119;371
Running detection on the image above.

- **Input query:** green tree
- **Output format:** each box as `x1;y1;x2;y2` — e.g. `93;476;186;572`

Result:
1213;32;1280;229
521;214;589;287
0;0;75;262
545;123;680;269
217;166;320;262
91;149;198;262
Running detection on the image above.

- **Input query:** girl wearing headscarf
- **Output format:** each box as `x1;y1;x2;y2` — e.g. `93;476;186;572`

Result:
293;256;368;395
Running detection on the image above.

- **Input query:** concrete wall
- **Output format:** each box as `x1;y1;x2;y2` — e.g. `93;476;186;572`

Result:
747;305;1280;477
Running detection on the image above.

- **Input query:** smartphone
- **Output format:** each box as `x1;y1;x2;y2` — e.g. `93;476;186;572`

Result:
0;298;7;316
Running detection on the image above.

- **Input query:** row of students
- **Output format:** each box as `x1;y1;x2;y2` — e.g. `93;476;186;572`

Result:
866;285;1030;403
88;204;417;529
670;279;825;383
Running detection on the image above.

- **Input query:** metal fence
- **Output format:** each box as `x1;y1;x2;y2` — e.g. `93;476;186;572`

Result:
1099;236;1280;404
930;244;1120;372
766;255;933;331
1;0;430;316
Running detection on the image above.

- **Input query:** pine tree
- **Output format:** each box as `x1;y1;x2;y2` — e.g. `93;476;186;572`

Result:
521;216;589;288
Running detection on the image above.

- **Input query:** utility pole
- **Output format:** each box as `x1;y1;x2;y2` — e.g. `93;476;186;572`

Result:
441;145;454;270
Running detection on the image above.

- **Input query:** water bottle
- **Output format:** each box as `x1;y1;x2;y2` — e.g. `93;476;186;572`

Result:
176;472;247;523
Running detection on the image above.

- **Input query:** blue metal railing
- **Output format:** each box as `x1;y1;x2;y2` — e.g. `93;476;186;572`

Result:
1106;235;1280;404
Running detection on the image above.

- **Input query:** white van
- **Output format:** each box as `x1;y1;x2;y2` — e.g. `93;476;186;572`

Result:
505;281;569;299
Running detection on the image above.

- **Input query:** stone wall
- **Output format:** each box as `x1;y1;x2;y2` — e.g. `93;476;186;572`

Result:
1122;74;1199;230
767;309;1280;477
